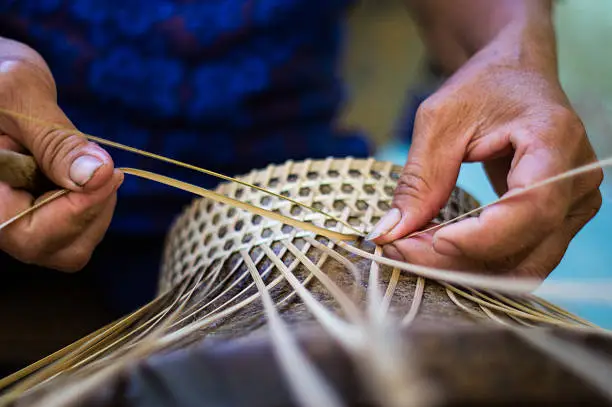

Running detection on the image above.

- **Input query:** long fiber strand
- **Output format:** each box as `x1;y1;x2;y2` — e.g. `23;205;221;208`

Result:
241;251;346;407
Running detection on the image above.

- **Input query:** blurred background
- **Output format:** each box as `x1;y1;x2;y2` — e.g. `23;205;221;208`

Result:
340;0;612;328
1;0;610;377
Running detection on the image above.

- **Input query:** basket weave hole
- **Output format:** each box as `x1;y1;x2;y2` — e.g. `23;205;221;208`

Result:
269;177;279;188
369;170;382;180
316;236;330;245
450;201;460;215
307;171;318;180
290;205;302;216
319;184;332;195
204;233;212;245
194;264;205;276
348;216;361;226
299;187;310;197
223;240;234;251
212;213;220;225
327;170;340;178
378;201;390;211
251;215;263;225
324;219;337;228
281;224;294;234
218;226;228;238
348;169;361;178
179;261;189;275
235;188;244;199
341;184;354;193
260;196;272;206
261;228;273;238
208;246;218;257
384;186;394;197
333;200;346;211
234;220;244;231
363;184;375;195
281;251;296;266
287;173;298;182
271;241;283;255
356;200;368;210
242;233;254;243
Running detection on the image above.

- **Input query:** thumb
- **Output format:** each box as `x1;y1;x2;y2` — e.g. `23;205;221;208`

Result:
368;129;464;245
4;103;114;192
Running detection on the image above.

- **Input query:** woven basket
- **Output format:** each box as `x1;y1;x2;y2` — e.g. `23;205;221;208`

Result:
6;158;609;407
160;157;479;293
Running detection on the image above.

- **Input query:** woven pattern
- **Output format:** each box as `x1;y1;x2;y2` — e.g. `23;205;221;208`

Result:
160;157;479;292
0;157;600;407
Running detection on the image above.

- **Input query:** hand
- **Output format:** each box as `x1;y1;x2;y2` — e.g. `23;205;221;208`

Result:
369;27;603;280
0;39;122;272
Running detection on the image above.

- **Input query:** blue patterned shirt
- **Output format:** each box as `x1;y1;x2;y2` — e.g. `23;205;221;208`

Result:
0;0;371;236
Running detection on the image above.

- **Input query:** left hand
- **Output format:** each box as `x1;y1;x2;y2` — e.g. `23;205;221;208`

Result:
368;28;603;280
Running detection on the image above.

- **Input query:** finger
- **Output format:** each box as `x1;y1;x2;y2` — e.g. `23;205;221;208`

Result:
0;61;114;192
33;192;118;272
369;100;466;244
0;134;24;152
432;143;573;261
0;170;123;267
382;224;485;272
568;140;604;202
10;103;113;192
509;190;602;280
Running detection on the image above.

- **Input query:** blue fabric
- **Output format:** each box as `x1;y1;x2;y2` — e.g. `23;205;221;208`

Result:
0;0;373;314
0;0;370;236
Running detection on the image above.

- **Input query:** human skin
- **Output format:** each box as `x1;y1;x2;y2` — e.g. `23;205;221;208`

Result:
369;0;603;280
0;37;122;272
0;1;602;277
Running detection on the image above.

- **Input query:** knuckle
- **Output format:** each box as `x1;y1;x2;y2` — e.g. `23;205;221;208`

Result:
550;106;585;135
0;47;56;90
528;193;566;233
393;161;433;205
589;168;604;190
415;97;441;124
584;191;603;222
538;204;566;232
33;130;87;174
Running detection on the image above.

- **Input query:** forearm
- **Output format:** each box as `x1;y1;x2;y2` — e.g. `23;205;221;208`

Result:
405;0;557;76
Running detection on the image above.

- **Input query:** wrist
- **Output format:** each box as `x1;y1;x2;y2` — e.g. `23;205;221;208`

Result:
420;1;557;78
480;15;558;78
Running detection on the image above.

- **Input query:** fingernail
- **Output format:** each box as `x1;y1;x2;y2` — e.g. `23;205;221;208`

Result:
433;238;462;257
366;208;401;240
70;155;103;186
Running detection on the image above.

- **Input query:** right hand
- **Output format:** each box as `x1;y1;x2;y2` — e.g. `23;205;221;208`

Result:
0;39;122;272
